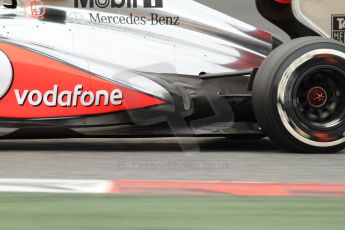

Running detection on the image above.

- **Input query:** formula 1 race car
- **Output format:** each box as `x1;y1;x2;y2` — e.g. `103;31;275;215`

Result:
0;0;345;153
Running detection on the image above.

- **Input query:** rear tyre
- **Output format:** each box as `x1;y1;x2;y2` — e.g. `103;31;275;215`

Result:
253;37;345;153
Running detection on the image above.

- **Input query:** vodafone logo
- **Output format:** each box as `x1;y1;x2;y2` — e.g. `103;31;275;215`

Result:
0;50;13;99
14;85;123;107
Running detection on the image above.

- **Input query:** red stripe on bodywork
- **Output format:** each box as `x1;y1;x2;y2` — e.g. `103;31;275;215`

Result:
0;42;165;118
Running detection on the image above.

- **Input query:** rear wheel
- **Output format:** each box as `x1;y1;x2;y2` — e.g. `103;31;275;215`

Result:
253;37;345;153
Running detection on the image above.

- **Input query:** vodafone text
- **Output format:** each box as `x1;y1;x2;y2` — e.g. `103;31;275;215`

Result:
14;85;123;107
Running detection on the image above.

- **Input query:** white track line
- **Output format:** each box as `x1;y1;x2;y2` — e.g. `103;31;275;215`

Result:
0;179;113;193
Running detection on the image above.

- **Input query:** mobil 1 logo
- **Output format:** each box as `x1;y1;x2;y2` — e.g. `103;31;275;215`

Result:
332;15;345;43
75;0;163;8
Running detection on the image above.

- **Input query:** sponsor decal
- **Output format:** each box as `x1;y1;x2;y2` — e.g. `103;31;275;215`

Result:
14;85;123;107
74;0;163;8
22;0;46;18
0;42;165;118
72;0;179;26
332;15;345;43
88;13;180;25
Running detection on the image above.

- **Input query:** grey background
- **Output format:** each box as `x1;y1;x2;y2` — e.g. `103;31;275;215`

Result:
195;0;290;41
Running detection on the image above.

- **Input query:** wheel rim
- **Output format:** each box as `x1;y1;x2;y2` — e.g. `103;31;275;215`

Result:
293;66;345;129
277;48;345;147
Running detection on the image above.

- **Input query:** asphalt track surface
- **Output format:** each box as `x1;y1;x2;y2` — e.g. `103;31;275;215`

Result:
1;1;344;184
0;138;345;183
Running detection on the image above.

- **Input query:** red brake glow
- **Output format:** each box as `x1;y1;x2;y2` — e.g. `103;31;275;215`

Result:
274;0;291;4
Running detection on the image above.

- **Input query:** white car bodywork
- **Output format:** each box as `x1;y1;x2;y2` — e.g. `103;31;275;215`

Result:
0;0;272;76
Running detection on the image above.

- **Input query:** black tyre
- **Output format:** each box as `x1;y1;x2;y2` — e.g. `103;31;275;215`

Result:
253;37;345;153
